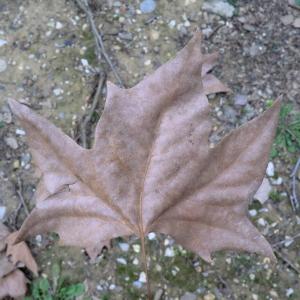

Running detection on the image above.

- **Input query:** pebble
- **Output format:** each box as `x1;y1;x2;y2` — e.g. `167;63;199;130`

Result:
284;236;294;247
234;94;248;106
0;206;6;220
0;39;7;47
150;30;160;40
118;242;129;252
204;293;216;300
132;258;139;265
266;161;275;177
164;247;175;257
118;31;133;41
133;244;140;253
0;59;7;73
116;257;127;265
202;0;235;18
55;21;64;29
148;232;156;240
254;178;272;204
293;18;300;28
16;128;26;135
286;288;294;297
249;209;257;217
21;152;31;167
181;292;197;300
81;59;89;67
53;88;64;96
140;0;156;13
280;15;294;25
271;177;283;185
138;272;147;283
4;137;18;149
168;20;176;28
257;218;267;226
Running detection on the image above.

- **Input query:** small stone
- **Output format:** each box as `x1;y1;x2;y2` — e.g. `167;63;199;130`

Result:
257;218;267;226
140;0;156;13
0;39;7;47
164;247;175;257
13;160;20;169
133;244;140;253
0;206;6;220
148;232;156;240
118;32;133;41
203;0;235;18
271;177;283;186
293;18;300;28
284;237;294;247
150;30;160;40
21;153;31;167
132;258;139;265
155;264;162;271
81;59;89;67
144;59;151;66
286;288;294;297
266;162;275;177
138;272;147;283
234;94;248;106
280;15;294;25
116;257;127;265
252;294;259;300
202;27;213;37
249;209;257;217
53;88;64;96
168;20;176;28
181;292;197;300
249;273;255;280
55;21;64;29
243;24;255;32
5;137;18;149
204;293;215;300
109;284;116;290
118;243;129;252
16;128;26;136
0;59;7;73
254;178;272;204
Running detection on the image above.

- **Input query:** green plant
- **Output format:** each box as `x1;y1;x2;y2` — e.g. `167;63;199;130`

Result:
25;263;85;300
270;103;300;158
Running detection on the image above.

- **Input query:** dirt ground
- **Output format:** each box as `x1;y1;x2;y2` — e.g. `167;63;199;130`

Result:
0;0;299;299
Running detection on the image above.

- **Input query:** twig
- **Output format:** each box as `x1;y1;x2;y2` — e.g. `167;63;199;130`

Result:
288;3;300;11
205;24;225;41
272;233;300;247
274;249;300;274
80;74;106;148
290;157;300;211
74;0;124;87
16;177;30;217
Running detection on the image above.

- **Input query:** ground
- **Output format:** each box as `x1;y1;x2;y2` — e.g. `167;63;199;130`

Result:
0;0;299;299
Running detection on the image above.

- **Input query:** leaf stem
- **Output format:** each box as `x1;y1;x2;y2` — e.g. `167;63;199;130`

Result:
140;229;151;300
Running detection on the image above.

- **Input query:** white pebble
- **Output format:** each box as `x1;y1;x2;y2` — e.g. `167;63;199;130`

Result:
165;247;175;257
147;232;156;240
0;39;7;47
249;209;257;217
286;288;294;297
0;206;6;220
271;177;283;185
132;258;139;265
116;257;127;265
53;88;64;96
257;218;267;227
16;128;26;136
55;21;64;29
138;272;147;283
133;244;140;253
266;162;275;177
118;243;129;252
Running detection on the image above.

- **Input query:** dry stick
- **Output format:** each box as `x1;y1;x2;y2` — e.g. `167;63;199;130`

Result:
274;249;300;274
272;233;300;247
80;74;106;148
290;157;300;211
74;0;124;87
16;177;30;217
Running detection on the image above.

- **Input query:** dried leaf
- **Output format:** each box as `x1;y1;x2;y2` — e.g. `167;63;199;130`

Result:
0;223;37;299
7;33;280;268
0;270;27;299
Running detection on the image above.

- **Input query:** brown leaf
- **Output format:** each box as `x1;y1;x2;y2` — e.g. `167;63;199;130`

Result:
7;32;280;267
0;223;37;299
0;270;27;299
